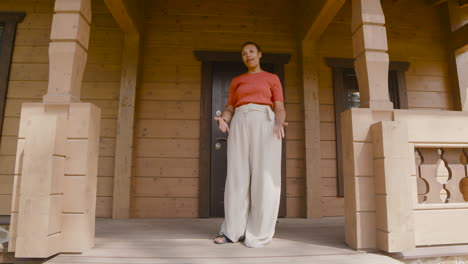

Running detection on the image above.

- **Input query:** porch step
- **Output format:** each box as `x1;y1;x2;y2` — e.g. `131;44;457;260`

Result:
43;218;402;264
49;253;402;264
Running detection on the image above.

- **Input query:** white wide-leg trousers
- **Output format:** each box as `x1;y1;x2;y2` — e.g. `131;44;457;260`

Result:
219;103;282;248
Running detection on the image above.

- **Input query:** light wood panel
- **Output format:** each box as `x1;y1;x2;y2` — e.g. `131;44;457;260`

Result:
286;121;305;140
135;120;200;139
286;197;306;218
133;178;198;198
286;159;305;179
133;158;198;178
136;101;200;120
139;82;200;101
96;197;112;218
97;176;113;197
321;197;344;216
286;178;306;198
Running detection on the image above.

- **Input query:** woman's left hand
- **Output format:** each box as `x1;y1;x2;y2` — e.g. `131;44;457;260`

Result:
274;122;288;139
273;101;287;139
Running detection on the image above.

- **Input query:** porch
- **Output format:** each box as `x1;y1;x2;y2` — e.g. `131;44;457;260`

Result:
45;217;401;264
0;0;467;261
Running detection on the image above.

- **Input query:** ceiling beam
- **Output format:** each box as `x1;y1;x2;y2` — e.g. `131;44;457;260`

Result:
303;0;346;42
460;0;468;8
103;0;140;34
451;22;468;50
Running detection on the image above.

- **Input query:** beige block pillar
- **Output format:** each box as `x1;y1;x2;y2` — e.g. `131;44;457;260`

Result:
371;121;415;252
43;0;91;103
302;40;322;219
9;103;100;257
13;115;66;258
9;0;101;258
61;103;100;252
351;0;393;110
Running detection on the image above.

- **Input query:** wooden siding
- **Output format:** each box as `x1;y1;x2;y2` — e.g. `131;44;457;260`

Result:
0;0;123;217
133;0;305;218
316;0;453;216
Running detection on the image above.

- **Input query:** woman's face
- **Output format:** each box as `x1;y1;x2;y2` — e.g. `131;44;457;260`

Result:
241;44;262;70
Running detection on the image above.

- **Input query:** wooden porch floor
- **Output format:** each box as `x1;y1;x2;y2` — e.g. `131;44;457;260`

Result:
47;217;402;264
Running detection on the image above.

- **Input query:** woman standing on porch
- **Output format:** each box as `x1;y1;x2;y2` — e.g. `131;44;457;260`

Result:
213;42;287;248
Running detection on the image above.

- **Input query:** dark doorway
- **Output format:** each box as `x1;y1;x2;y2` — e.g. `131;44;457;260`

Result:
196;51;290;218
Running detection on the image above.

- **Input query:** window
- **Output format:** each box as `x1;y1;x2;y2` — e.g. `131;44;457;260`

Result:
326;58;410;197
0;13;24;136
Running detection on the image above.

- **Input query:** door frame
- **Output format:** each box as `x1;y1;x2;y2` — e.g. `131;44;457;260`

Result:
194;50;291;217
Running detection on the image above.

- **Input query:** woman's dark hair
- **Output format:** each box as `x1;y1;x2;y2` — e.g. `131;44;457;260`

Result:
241;41;261;52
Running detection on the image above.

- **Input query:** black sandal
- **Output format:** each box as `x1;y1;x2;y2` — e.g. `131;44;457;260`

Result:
213;234;233;244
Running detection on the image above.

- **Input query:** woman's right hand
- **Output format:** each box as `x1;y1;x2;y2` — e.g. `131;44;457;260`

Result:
214;117;230;133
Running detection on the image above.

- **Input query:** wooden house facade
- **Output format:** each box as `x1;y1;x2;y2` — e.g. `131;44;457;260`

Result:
0;0;466;259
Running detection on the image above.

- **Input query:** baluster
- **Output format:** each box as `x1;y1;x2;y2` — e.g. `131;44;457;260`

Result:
461;149;468;201
442;148;465;203
418;148;445;203
415;149;428;203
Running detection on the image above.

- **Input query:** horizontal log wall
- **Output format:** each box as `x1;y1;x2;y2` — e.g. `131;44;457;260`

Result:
316;0;453;217
133;0;305;218
0;0;123;217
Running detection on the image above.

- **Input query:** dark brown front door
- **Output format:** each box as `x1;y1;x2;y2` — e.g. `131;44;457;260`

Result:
210;61;284;217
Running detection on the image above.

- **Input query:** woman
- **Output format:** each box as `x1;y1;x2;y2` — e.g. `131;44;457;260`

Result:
213;42;287;248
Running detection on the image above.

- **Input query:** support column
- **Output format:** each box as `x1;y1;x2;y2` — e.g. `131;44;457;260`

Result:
302;40;322;219
112;34;140;219
351;0;393;110
103;0;141;219
301;0;345;219
9;0;101;258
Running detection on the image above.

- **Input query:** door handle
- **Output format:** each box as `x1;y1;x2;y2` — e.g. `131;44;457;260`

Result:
215;137;227;150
